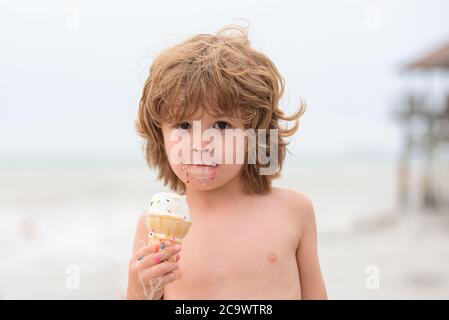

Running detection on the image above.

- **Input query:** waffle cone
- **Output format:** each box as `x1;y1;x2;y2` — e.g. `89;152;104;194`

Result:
146;214;191;263
145;214;192;245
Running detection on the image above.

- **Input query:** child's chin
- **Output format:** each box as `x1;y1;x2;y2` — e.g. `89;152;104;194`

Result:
188;181;220;191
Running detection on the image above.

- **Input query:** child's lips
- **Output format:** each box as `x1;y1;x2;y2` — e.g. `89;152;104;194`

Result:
187;163;218;178
188;161;218;168
189;164;217;167
188;164;218;170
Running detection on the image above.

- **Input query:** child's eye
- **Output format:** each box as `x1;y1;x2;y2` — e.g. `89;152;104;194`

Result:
213;121;232;130
175;122;191;130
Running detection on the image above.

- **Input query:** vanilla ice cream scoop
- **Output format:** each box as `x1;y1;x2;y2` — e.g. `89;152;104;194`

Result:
145;192;192;246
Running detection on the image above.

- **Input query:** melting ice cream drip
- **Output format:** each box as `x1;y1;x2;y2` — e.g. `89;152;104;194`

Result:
146;276;164;300
135;260;164;300
182;164;216;186
184;164;190;184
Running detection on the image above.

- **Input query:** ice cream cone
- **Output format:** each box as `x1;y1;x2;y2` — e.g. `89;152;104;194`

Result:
145;192;192;262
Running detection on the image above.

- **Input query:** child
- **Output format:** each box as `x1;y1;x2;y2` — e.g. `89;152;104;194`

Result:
126;25;327;300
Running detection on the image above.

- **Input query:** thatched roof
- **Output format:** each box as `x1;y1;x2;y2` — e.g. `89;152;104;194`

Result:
407;40;449;69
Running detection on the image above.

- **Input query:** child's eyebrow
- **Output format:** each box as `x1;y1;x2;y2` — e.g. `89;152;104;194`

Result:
211;115;242;125
180;113;238;122
221;117;239;124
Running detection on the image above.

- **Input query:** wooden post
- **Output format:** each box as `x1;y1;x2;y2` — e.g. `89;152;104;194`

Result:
398;124;412;210
421;116;438;209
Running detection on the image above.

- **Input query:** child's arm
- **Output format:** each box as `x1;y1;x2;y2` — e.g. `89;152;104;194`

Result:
295;194;328;299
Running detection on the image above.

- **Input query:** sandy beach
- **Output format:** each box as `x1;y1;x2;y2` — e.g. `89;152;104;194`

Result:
321;209;449;299
0;160;448;299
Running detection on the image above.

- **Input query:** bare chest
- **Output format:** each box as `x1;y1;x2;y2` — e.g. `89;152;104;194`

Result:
164;204;301;299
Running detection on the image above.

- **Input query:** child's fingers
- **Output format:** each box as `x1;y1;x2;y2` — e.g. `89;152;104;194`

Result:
143;261;179;279
139;244;181;269
161;271;179;285
133;241;160;262
156;242;181;260
158;243;182;262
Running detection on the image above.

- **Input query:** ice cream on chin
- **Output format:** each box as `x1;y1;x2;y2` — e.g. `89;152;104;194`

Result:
145;192;192;246
183;163;218;185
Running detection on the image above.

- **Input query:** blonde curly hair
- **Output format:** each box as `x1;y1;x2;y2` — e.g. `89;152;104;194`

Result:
136;24;306;194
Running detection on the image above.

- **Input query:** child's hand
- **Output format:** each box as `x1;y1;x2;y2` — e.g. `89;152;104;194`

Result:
126;240;182;300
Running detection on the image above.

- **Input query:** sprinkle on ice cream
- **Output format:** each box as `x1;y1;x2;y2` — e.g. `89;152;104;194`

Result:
148;192;191;222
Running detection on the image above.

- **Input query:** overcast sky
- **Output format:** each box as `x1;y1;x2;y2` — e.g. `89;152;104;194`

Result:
1;0;449;163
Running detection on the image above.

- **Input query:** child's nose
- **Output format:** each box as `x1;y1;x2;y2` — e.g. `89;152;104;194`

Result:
191;141;215;163
192;145;212;153
192;139;214;153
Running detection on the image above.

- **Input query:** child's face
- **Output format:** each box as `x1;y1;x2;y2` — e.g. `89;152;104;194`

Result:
161;109;246;191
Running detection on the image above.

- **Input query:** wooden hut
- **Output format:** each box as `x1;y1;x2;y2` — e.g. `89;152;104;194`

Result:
396;40;449;210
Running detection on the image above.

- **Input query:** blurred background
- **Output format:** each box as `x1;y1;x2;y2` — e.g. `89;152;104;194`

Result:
1;0;449;299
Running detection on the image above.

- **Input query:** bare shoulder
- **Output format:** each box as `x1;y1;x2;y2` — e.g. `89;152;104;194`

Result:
271;186;314;214
271;187;316;237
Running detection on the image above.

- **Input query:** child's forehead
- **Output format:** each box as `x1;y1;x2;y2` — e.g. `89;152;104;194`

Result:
165;88;245;124
183;108;228;120
170;102;241;122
